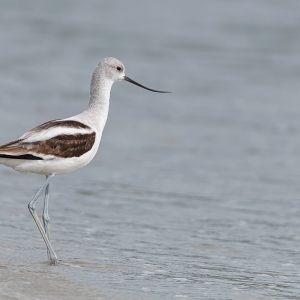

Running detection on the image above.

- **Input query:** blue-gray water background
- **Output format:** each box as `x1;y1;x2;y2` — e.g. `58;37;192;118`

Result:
0;1;300;299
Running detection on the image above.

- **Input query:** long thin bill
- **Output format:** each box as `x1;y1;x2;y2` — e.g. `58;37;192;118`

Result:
124;76;171;93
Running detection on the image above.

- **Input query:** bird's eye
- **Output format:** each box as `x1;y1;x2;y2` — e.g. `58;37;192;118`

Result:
117;66;122;71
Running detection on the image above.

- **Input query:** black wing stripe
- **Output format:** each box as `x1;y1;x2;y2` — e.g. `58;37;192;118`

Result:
0;154;43;160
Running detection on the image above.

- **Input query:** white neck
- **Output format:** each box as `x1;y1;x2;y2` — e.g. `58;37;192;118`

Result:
80;66;113;132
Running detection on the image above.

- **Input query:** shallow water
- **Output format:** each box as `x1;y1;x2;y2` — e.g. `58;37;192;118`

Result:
1;0;300;299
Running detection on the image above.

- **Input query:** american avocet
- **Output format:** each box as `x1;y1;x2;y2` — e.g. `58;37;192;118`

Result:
0;57;170;265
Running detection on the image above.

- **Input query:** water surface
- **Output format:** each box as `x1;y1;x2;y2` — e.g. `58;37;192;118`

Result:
0;1;300;299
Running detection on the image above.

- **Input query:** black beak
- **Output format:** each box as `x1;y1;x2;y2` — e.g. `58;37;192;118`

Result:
124;76;171;93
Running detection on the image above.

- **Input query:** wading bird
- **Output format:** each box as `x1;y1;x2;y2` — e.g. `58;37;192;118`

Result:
0;57;170;265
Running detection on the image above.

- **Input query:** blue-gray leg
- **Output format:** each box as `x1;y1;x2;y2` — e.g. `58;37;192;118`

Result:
43;175;51;260
28;174;58;265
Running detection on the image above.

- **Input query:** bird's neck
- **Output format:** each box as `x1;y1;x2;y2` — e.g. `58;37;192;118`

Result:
84;70;113;132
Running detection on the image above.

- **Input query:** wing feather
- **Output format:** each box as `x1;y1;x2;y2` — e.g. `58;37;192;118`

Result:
0;120;96;160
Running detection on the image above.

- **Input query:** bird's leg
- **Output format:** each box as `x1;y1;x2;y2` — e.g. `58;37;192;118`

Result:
28;174;58;265
42;175;51;260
